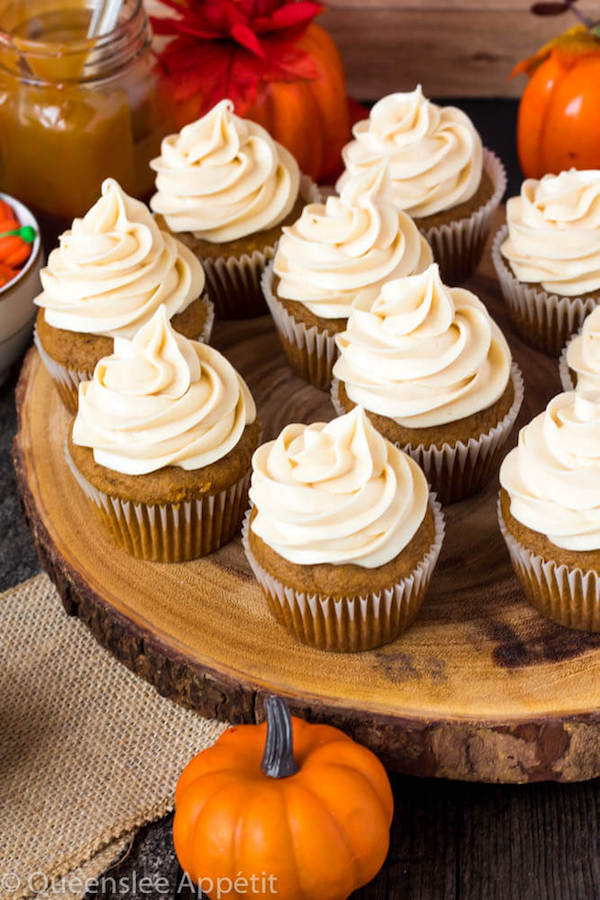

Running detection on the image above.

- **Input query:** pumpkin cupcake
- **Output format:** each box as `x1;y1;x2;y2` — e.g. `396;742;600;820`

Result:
336;86;506;284
67;306;259;562
499;390;600;631
150;99;319;319
35;178;211;415
493;168;600;356
242;406;445;652
559;306;600;392
263;162;432;391
331;264;523;503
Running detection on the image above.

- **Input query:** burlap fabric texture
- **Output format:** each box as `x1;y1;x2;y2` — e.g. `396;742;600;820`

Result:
0;573;227;900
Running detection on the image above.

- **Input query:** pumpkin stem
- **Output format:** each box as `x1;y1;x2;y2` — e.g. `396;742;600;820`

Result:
261;695;300;779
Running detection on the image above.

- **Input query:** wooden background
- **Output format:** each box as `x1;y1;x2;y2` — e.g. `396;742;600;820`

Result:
146;0;593;98
321;0;594;98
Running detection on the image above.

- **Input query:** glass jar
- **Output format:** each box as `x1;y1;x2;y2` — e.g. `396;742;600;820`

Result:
0;0;174;242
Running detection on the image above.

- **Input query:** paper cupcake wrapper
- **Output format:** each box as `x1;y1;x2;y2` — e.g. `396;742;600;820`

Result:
34;326;93;416
65;440;251;563
558;335;576;392
261;262;338;391
492;225;599;356
241;497;445;652
201;176;321;321
331;363;524;505
421;149;506;286
498;495;600;632
34;295;215;416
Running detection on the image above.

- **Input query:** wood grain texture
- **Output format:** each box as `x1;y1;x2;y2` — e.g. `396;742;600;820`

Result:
320;8;573;99
13;213;600;784
95;778;600;899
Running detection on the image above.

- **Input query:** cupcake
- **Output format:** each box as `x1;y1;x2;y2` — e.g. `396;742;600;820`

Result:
336;86;506;284
242;406;444;652
493;168;600;356
150;99;318;319
499;390;600;631
35;178;211;415
331;264;523;504
263;162;432;391
559;306;600;392
66;306;260;562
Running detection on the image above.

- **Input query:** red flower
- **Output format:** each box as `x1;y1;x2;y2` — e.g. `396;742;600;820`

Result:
151;0;324;116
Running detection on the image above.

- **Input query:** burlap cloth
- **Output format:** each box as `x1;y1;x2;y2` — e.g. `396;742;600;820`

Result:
0;573;228;900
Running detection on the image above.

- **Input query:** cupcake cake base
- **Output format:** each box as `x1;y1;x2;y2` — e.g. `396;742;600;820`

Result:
492;225;600;357
261;264;345;391
499;489;600;632
242;501;444;653
66;421;260;562
332;363;524;505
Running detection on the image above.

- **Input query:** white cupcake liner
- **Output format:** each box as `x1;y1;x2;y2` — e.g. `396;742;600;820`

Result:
34;294;215;415
261;262;339;391
492;225;600;356
498;494;600;631
34;326;92;416
198;294;216;344
241;496;445;652
331;362;524;505
65;439;251;562
420;148;506;286
559;334;576;392
200;176;321;320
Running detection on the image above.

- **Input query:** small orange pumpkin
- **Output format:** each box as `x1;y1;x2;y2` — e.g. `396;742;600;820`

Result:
174;696;394;900
243;24;351;183
515;24;600;178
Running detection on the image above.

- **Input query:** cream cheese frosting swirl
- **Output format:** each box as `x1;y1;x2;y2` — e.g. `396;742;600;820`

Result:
35;179;204;339
500;391;600;551
150;99;300;242
249;406;428;568
336;86;483;218
274;163;432;319
567;307;600;392
501;169;600;296
73;306;256;475
334;264;511;428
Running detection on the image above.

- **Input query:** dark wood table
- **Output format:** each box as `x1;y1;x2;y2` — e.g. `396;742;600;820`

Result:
3;99;600;899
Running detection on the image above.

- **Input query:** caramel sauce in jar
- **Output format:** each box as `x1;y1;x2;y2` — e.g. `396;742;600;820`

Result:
0;0;173;242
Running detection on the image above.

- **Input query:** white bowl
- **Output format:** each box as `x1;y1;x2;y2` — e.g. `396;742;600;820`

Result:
0;193;43;383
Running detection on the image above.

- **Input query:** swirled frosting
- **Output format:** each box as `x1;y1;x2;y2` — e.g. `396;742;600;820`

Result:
35;179;204;339
249;405;429;568
567;307;600;391
500;391;600;551
501;169;600;296
274;163;432;319
336;86;483;218
334;264;511;428
73;306;256;475
150;99;300;242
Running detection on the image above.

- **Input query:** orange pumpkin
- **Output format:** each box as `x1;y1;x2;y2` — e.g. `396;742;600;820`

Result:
244;24;351;183
174;696;393;900
515;25;600;178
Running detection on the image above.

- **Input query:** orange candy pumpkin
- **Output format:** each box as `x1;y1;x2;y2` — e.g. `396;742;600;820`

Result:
243;24;350;183
515;25;600;178
174;696;393;900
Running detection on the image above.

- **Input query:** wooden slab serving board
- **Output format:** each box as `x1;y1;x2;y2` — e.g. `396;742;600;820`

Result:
13;230;600;784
